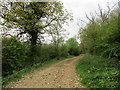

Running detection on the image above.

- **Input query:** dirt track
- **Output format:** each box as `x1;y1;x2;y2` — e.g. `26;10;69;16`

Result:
7;56;85;88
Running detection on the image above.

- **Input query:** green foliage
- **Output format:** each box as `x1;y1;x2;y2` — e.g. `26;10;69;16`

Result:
1;2;72;46
1;1;74;87
2;36;28;76
1;2;73;67
60;44;69;57
66;38;80;56
79;11;120;59
1;1;73;79
2;36;74;87
76;55;120;88
2;36;71;77
78;8;120;88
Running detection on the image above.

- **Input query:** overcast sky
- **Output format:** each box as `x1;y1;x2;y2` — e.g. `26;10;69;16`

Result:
60;0;118;39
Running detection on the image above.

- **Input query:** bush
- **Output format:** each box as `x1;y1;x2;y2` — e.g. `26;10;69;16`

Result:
2;36;28;76
60;44;69;57
66;38;80;56
2;36;73;77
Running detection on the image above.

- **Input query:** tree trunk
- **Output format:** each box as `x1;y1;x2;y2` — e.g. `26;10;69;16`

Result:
29;31;38;65
30;32;38;45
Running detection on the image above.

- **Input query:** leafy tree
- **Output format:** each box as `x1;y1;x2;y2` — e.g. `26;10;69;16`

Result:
0;2;72;60
79;6;120;58
48;25;67;57
60;43;69;57
66;38;80;56
78;6;120;88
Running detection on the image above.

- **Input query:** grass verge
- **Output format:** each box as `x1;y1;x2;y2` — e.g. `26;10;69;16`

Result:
2;56;73;88
76;55;120;88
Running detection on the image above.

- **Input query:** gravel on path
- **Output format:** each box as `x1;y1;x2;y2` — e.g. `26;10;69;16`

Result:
7;56;85;88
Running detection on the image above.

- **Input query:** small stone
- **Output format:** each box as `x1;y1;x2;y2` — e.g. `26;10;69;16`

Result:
59;85;61;88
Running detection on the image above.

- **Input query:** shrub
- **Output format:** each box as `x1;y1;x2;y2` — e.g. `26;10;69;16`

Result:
2;36;28;77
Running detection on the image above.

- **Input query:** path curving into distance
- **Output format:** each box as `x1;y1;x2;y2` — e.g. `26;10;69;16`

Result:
7;56;85;88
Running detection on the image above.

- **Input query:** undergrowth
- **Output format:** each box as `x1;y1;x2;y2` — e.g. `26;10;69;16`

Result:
76;55;120;88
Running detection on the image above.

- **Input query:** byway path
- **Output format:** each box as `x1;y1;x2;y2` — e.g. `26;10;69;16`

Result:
7;56;85;88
